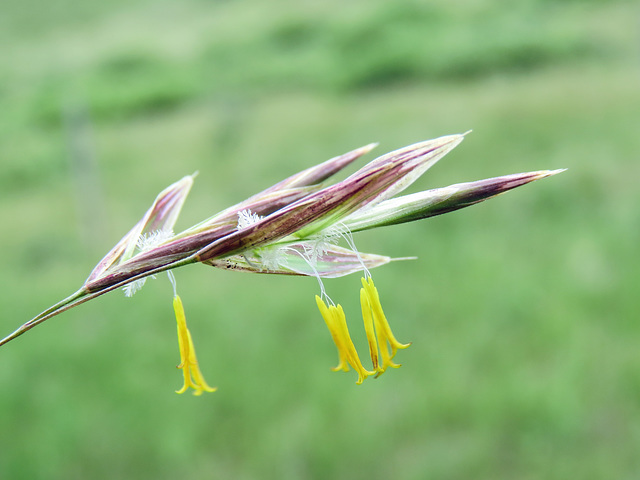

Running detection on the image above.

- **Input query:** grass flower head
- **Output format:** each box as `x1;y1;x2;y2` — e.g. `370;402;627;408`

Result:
0;133;564;392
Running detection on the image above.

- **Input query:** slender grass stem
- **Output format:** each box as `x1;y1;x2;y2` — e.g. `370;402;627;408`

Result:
0;255;199;348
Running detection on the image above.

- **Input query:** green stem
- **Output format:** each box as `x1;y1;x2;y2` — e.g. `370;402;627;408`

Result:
0;255;199;348
0;287;87;347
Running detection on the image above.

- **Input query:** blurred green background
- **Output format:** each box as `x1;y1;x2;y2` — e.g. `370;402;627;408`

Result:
0;0;638;478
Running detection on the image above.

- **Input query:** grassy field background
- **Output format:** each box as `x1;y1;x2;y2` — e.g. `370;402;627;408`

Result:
1;0;638;478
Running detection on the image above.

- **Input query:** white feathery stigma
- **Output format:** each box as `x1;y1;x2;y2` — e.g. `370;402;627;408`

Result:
123;230;173;297
237;209;262;230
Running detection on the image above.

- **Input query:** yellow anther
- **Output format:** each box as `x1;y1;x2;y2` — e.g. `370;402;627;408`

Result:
174;294;217;395
360;287;379;372
316;295;374;384
360;277;410;374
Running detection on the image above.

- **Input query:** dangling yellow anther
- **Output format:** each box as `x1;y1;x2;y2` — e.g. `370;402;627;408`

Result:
360;276;410;375
316;295;374;384
360;287;379;372
174;294;217;395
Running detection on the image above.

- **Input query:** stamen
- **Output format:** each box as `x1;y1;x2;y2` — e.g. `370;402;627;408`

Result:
281;245;328;300
360;276;410;374
315;295;374;384
330;222;372;279
167;270;178;297
173;293;217;395
360;287;379;372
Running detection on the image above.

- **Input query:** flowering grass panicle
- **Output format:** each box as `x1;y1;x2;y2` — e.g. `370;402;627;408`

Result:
0;133;564;393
